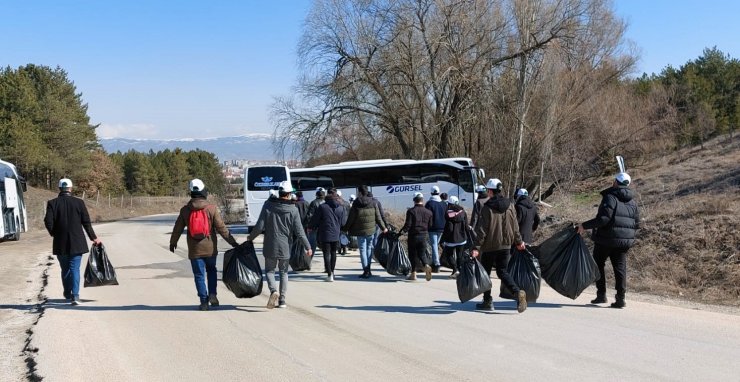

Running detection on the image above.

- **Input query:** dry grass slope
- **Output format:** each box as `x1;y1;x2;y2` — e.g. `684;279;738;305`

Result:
536;134;739;306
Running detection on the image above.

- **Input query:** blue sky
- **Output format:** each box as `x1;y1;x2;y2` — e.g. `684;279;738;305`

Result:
1;0;737;140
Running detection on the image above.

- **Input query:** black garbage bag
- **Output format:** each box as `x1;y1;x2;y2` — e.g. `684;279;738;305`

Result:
84;244;119;287
373;231;394;269
349;235;359;249
222;242;264;298
456;255;492;303
499;248;541;303
289;240;312;271
386;236;412;276
533;227;599;300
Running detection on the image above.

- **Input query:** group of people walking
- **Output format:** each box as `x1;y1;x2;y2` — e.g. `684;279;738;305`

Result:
44;169;639;313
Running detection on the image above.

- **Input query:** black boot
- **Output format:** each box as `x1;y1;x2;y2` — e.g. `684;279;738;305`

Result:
367;267;372;278
475;296;493;311
591;294;608;304
611;296;626;309
359;268;369;279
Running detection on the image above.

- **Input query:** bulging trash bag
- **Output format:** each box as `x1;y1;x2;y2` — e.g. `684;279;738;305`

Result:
386;236;412;276
84;244;119;287
533;227;599;300
289;240;312;271
349;235;359;249
500;248;541;303
222;242;264;298
456;255;492;303
373;230;394;269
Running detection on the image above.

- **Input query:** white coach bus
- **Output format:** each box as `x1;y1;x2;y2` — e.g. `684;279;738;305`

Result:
243;165;291;231
290;158;485;212
0;159;28;241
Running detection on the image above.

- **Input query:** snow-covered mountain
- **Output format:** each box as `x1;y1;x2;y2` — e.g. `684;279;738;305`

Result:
100;134;295;161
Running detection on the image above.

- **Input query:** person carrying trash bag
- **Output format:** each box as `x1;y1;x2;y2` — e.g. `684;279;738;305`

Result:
472;178;528;313
308;188;347;282
577;171;640;308
170;179;239;311
44;178;102;305
247;181;311;309
441;196;468;279
398;192;434;281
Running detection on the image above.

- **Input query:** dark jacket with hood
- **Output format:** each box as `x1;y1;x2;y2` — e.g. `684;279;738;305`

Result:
343;195;386;236
295;197;308;226
170;197;238;259
44;191;98;256
400;204;433;237
442;204;468;246
470;195;489;230
425;195;447;232
309;195;347;243
515;196;540;243
474;194;522;252
304;196;325;226
582;186;640;248
248;198;310;259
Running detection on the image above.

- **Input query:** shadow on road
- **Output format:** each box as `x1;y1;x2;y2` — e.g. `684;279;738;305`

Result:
315;299;600;315
0;303;264;313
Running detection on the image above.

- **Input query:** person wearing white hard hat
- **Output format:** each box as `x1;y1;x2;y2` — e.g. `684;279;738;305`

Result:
425;185;446;272
576;172;640;309
399;192;434;281
472;178;528;313
170;179;239;311
44;178;102;305
514;188;540;245
470;184;489;231
441;195;468;278
247;181;311;309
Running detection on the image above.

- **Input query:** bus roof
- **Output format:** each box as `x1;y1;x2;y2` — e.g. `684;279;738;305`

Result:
292;157;473;172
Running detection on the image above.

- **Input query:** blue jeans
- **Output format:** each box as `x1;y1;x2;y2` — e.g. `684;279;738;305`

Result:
308;230;318;254
428;232;442;266
190;255;218;302
357;234;374;268
57;254;83;299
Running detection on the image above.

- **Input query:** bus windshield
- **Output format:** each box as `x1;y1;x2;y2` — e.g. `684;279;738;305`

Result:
246;166;288;191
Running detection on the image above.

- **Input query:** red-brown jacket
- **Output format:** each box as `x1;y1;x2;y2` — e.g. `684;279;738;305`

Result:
170;198;238;259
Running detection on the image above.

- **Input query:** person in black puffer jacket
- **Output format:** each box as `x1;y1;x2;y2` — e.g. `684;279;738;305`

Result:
514;188;540;244
441;196;468;278
578;172;640;309
309;189;346;282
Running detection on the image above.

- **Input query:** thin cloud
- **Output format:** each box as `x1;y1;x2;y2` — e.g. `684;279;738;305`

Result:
97;123;160;139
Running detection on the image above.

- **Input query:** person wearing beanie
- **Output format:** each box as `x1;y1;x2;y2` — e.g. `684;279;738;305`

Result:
577;172;640;309
472;178;528;313
294;191;308;226
399;192;434;281
170;179;239;311
44;178;102;305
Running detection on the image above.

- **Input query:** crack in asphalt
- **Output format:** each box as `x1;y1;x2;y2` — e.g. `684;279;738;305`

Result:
21;256;53;382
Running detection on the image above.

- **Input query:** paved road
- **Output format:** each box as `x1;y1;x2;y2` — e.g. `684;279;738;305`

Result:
19;215;740;381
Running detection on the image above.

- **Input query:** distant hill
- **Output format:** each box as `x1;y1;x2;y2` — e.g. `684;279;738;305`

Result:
100;134;296;161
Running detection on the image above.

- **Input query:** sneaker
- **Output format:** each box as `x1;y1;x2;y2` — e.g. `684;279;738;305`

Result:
198;302;209;311
449;271;458;279
424;265;432;281
591;296;608;304
208;295;220;307
475;299;493;311
326;273;334;282
610;300;626;309
278;298;287;309
70;297;81;306
406;272;417;281
517;290;528;313
267;291;279;309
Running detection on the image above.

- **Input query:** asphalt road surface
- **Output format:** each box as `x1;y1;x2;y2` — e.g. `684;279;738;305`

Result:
20;215;740;381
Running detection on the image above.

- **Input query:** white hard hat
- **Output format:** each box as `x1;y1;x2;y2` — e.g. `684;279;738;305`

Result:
516;188;529;197
278;181;294;193
337;190;342;197
189;179;205;192
615;172;631;185
58;178;73;188
475;185;486;193
350;194;356;201
486;178;503;190
431;185;440;194
413;192;424;200
449;195;459;205
269;189;279;198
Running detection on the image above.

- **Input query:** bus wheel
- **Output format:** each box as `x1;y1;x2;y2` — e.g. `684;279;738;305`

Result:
10;218;20;241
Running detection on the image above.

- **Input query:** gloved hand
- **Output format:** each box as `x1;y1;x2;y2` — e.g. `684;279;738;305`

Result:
169;244;176;253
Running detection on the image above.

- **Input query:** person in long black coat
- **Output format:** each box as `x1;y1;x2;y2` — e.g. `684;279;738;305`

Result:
44;178;101;305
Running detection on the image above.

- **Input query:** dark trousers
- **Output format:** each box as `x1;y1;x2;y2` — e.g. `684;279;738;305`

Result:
442;245;465;272
594;244;629;300
322;241;339;275
408;234;430;271
480;250;519;299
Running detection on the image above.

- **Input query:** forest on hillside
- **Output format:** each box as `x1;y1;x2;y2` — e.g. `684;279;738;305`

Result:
273;0;739;196
0;65;225;196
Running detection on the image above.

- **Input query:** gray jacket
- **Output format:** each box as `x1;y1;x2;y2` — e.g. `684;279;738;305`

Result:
248;198;310;260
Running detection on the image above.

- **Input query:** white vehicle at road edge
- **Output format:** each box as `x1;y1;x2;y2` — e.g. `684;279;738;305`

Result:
0;158;28;241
